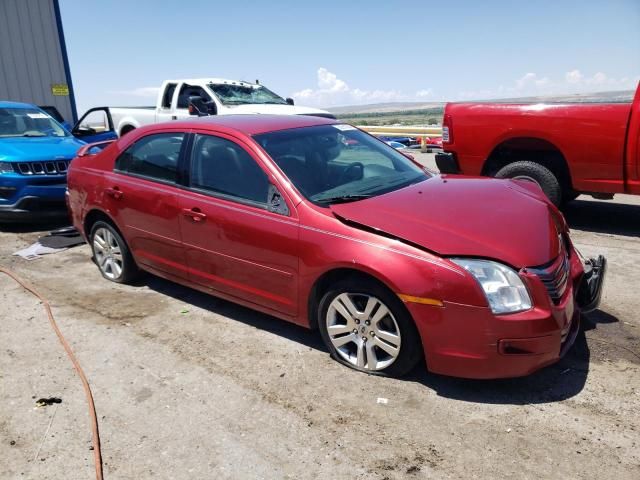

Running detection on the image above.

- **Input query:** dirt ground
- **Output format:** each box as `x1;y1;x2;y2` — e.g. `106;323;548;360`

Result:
1;153;639;479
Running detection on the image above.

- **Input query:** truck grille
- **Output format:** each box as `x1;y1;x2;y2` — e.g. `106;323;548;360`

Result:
15;160;69;175
527;247;570;305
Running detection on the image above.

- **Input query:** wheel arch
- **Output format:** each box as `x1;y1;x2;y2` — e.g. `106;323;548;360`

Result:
83;208;123;240
482;136;573;190
306;267;404;330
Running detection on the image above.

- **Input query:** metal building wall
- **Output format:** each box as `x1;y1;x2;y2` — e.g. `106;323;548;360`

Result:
0;0;77;122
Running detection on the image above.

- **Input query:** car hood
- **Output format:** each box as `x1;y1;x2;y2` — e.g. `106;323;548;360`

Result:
330;176;562;268
223;103;332;116
0;136;85;162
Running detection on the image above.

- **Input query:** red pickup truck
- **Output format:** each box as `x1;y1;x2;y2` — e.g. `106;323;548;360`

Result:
436;83;640;205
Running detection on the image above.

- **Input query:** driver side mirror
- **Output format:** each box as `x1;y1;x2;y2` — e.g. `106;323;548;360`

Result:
188;96;218;116
285;97;295;106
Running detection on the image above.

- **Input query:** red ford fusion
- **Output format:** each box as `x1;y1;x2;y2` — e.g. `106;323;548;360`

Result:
67;115;606;379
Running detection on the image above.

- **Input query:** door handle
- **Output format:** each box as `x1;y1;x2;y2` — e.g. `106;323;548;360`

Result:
105;187;123;200
171;115;177;120
182;208;206;222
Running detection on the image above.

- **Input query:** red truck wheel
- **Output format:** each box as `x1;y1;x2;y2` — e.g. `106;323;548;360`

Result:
495;161;562;206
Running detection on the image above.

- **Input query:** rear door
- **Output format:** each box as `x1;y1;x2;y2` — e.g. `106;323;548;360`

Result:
103;130;188;279
177;131;299;317
156;83;178;123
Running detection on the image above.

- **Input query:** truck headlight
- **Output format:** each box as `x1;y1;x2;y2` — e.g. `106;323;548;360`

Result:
451;259;532;314
0;162;15;174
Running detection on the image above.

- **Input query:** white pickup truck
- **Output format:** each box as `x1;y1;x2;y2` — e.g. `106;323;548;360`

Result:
71;78;334;141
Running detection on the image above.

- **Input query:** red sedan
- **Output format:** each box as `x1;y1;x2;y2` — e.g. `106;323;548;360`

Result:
67;115;605;379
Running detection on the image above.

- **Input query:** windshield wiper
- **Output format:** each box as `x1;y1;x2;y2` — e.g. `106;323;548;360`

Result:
315;194;373;205
22;132;47;137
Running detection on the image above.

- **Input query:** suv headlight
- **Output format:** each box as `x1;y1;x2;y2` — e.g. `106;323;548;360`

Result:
0;162;15;174
451;259;532;314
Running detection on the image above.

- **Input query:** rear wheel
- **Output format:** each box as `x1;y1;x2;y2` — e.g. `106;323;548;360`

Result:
318;278;422;377
495;161;562;206
90;221;138;283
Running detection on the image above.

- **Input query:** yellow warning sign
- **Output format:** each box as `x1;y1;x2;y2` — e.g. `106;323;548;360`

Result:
51;84;69;96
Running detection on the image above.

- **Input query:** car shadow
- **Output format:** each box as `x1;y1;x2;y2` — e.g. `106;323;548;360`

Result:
563;198;640;237
143;273;596;404
143;275;326;352
407;331;590;404
0;219;70;234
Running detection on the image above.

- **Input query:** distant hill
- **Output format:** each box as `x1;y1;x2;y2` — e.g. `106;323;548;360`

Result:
327;89;635;116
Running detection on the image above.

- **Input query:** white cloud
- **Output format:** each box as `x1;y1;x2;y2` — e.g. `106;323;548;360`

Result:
565;69;584;84
292;68;433;107
108;86;160;97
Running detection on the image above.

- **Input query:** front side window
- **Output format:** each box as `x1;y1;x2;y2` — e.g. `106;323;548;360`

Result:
254;125;429;205
208;83;288;106
116;133;185;183
0;107;68;138
176;85;211;109
190;134;270;205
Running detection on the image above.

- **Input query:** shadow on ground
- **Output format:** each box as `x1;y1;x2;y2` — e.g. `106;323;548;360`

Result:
0;219;70;234
564;199;640;237
143;273;604;405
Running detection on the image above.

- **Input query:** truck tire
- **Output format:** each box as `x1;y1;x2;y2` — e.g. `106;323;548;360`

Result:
495;161;562;206
120;125;135;137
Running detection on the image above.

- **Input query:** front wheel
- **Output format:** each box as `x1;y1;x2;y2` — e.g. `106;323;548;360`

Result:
495;161;562;206
318;278;422;377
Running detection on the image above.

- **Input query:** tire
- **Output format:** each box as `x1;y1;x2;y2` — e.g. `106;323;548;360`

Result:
495;161;562;206
318;277;422;377
89;220;138;283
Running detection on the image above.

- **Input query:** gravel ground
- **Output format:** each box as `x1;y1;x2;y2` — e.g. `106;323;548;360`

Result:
1;152;639;479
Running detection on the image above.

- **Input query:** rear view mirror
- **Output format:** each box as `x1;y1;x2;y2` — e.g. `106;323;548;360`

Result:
188;96;218;116
286;97;295;106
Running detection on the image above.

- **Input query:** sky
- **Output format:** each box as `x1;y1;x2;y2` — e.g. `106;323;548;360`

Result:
59;0;640;112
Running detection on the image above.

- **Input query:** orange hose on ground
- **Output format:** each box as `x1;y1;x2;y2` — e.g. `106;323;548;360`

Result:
1;267;103;480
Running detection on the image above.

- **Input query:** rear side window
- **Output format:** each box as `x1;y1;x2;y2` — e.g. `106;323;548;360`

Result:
115;133;185;183
190;134;269;205
161;83;177;109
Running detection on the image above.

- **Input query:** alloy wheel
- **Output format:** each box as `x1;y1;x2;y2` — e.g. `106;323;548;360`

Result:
93;227;124;280
326;293;402;371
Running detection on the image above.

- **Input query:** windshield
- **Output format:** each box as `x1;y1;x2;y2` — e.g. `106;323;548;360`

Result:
254;125;429;205
208;83;288;106
0;107;68;138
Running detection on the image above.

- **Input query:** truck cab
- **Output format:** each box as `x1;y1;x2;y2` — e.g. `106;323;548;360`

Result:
76;78;335;139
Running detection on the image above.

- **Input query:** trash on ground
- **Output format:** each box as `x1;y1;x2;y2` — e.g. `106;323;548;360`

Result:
35;397;62;407
377;397;389;404
13;226;83;260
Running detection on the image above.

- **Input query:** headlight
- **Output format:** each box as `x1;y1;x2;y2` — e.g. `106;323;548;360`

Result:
451;259;532;314
0;162;15;174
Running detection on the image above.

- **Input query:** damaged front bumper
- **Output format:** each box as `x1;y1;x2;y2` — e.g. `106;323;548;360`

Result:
577;255;606;313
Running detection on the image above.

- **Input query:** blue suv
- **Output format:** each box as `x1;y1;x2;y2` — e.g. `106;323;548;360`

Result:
0;101;113;222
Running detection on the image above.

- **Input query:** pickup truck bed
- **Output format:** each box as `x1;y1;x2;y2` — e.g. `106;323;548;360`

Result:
437;83;640;205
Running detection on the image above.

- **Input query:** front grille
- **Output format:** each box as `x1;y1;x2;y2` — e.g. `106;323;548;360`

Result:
15;160;69;175
527;247;570;305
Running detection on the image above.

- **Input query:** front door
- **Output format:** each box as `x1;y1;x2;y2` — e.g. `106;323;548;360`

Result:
104;130;188;279
72;108;118;144
178;132;299;317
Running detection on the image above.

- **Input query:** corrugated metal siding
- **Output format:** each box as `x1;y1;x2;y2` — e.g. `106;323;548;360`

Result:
0;0;76;122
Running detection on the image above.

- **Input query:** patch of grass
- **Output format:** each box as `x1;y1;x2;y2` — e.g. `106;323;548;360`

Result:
337;107;444;126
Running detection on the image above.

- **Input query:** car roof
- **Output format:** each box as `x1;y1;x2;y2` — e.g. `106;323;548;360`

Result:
158;114;339;136
0;101;37;109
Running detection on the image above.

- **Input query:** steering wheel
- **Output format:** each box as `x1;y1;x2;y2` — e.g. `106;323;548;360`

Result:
336;162;364;185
